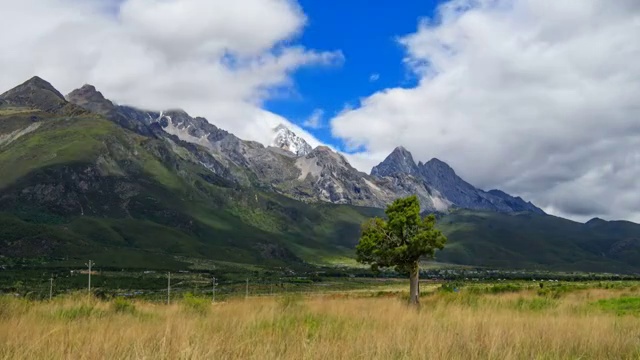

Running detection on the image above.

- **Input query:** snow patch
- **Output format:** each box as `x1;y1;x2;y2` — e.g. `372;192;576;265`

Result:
271;124;312;156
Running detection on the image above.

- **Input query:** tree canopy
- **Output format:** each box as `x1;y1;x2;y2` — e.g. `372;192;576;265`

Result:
356;195;447;304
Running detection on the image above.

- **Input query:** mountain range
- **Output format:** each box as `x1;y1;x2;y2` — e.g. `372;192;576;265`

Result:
66;80;543;214
1;76;639;273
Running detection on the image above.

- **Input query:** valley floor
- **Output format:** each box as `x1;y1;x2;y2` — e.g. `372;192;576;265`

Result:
2;282;640;359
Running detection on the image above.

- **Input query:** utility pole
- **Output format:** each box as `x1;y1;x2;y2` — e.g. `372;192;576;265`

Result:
167;272;171;305
245;278;249;299
85;260;94;294
49;276;53;301
212;276;216;303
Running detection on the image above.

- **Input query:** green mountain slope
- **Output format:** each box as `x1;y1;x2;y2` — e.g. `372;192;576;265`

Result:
0;85;380;269
436;210;640;273
1;77;640;273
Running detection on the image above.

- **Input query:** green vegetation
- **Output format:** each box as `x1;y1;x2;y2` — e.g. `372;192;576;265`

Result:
436;209;640;272
593;296;640;316
356;195;447;304
1;281;640;359
112;297;137;314
1;99;640;277
0;109;379;271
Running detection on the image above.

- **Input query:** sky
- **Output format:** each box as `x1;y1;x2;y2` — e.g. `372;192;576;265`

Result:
0;0;639;222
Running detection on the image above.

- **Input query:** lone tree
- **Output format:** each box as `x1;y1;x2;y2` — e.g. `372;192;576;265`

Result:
356;195;447;305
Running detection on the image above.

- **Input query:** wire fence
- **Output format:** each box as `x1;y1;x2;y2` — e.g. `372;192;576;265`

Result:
0;268;395;302
4;263;637;302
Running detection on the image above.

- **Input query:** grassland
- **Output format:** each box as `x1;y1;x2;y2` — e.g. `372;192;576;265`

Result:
1;282;639;359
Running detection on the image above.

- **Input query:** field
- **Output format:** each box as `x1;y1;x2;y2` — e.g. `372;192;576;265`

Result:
1;281;639;359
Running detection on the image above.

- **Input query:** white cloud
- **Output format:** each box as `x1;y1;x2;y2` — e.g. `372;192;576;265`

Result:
331;0;640;221
0;0;341;147
369;73;380;82
302;109;324;129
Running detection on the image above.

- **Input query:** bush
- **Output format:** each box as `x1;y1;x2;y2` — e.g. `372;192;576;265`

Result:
112;298;136;314
182;293;210;315
485;283;523;294
439;281;464;293
537;285;570;299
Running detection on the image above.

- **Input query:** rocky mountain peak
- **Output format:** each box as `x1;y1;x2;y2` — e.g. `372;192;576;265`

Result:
585;217;607;226
307;145;350;165
0;76;74;113
2;76;65;99
420;157;457;177
370;146;418;177
271;124;312;157
66;84;115;114
313;145;332;153
162;109;189;117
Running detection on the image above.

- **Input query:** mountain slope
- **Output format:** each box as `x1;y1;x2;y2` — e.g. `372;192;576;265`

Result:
436;210;640;273
0;79;380;268
1;77;640;273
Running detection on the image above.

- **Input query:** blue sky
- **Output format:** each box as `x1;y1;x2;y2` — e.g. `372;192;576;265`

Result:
264;0;443;151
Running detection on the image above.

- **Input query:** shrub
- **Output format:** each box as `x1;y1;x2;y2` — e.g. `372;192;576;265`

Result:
537;285;570;299
112;298;136;314
486;283;523;294
182;293;210;315
439;281;464;293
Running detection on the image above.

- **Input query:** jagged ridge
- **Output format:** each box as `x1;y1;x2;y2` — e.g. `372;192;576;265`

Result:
63;82;541;214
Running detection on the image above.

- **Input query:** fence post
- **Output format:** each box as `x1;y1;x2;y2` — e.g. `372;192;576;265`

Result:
85;260;94;294
212;276;216;303
167;272;171;305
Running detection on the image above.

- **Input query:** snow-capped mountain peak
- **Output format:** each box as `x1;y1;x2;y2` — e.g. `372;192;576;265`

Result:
271;124;313;156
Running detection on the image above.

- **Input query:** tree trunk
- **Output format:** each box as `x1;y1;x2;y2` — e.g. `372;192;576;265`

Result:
409;261;420;306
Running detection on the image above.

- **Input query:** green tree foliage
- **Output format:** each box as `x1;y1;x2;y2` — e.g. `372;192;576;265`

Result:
356;195;447;305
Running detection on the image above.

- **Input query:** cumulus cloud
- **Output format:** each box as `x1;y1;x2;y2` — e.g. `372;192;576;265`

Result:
0;0;341;147
331;0;640;221
369;73;380;82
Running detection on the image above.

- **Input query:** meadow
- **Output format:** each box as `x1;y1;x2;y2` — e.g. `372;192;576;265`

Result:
1;282;639;359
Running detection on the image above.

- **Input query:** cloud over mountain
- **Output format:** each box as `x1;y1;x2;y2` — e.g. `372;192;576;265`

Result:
0;0;339;148
331;0;640;221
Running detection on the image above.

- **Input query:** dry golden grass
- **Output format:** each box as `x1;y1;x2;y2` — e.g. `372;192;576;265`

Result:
1;287;639;359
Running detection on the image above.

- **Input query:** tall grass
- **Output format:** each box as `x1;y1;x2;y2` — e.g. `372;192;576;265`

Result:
0;286;639;359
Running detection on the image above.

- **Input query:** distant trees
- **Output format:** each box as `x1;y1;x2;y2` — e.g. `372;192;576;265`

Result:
356;195;447;305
